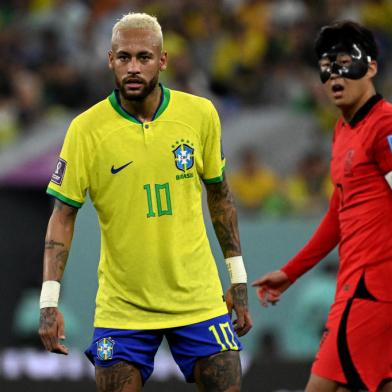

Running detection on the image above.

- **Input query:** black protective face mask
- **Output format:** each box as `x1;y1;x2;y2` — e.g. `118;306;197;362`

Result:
319;42;371;83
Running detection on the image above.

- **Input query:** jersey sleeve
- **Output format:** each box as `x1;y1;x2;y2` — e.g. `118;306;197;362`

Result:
372;115;392;176
281;188;340;282
201;101;226;184
46;119;90;208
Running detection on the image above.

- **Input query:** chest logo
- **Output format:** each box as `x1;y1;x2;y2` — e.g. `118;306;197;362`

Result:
172;141;194;172
111;161;133;174
344;149;355;177
97;337;115;360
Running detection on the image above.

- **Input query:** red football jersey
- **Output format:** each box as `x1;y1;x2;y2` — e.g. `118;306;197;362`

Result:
283;95;392;302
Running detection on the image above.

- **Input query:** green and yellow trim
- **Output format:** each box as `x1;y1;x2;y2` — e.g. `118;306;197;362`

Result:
46;188;83;208
108;84;171;124
203;166;225;184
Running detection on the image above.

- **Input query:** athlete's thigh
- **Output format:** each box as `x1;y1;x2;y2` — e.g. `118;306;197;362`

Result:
305;374;352;392
96;361;142;392
194;350;241;392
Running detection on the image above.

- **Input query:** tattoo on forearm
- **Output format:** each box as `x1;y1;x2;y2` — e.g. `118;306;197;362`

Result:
55;250;69;275
96;362;139;392
45;240;65;249
197;351;241;391
231;283;248;307
207;178;241;256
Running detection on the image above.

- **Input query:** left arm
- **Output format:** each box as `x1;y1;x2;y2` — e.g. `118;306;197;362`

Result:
206;175;252;336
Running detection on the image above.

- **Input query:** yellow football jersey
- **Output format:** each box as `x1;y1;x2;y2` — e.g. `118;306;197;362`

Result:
47;85;228;329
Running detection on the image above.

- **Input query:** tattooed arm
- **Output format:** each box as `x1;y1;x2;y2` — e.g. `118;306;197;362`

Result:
38;199;78;354
206;175;252;336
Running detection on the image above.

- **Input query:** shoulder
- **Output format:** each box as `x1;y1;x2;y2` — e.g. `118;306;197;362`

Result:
367;99;392;137
169;89;216;115
71;97;112;129
368;99;392;125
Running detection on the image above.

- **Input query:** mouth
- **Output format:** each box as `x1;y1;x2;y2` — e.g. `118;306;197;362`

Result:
123;78;145;89
331;83;344;97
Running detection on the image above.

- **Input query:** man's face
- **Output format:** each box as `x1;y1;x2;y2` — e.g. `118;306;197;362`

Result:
108;28;167;101
318;52;377;109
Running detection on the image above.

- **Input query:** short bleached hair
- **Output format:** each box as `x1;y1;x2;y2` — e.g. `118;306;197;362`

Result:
112;12;163;47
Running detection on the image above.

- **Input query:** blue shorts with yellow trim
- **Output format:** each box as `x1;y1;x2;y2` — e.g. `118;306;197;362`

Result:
85;313;242;384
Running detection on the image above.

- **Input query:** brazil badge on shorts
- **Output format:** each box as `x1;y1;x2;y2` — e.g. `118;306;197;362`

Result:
97;337;115;360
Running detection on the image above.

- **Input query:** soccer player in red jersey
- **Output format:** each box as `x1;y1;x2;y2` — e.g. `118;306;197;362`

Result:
253;21;392;392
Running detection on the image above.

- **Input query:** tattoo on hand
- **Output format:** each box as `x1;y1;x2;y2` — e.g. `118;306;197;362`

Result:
231;283;248;307
40;307;57;329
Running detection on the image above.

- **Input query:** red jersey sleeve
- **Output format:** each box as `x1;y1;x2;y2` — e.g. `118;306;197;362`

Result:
281;188;340;282
372;115;392;175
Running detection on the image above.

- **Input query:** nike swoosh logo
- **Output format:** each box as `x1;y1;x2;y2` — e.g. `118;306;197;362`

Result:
111;161;133;174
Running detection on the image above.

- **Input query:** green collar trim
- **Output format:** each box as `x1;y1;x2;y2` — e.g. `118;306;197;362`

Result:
108;84;171;124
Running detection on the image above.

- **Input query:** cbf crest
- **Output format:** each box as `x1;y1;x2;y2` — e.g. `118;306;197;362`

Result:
172;140;194;172
97;337;115;361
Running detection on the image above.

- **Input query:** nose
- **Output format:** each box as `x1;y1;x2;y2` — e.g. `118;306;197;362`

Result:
330;62;342;77
127;58;140;74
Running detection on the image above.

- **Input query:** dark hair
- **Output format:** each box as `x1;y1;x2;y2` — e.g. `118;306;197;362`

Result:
314;20;378;61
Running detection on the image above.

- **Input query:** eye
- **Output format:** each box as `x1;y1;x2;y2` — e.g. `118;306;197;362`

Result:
140;55;150;61
336;54;352;67
319;61;330;72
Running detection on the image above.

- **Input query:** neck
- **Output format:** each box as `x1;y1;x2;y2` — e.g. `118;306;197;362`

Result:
119;84;162;123
341;87;376;123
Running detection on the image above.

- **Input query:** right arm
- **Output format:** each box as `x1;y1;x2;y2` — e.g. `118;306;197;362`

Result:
38;199;78;354
252;188;340;305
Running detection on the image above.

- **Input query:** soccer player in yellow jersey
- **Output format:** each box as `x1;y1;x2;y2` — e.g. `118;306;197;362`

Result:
38;12;252;392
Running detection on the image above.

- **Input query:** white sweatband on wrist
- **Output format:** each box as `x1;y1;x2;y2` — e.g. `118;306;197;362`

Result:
225;256;247;284
40;280;61;309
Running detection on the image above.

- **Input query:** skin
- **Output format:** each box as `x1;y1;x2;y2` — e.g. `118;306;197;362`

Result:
108;28;167;123
206;177;252;338
39;26;251;391
253;50;391;392
38;200;77;355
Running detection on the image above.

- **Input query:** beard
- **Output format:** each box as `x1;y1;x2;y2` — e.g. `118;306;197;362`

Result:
116;73;159;102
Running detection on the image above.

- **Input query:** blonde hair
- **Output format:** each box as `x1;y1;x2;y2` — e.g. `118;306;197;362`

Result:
112;12;163;47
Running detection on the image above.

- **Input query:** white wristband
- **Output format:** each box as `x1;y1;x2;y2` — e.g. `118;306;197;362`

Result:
40;281;61;309
225;256;247;284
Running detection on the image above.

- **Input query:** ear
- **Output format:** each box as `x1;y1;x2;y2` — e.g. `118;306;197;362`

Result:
108;50;114;70
159;51;168;72
367;60;377;78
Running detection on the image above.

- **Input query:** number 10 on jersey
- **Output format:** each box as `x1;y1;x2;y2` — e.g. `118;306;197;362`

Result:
143;183;173;217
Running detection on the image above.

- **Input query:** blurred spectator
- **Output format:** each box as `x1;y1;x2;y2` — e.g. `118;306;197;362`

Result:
229;146;281;217
285;151;332;216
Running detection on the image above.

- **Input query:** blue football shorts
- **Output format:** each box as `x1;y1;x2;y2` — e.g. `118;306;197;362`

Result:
85;313;242;383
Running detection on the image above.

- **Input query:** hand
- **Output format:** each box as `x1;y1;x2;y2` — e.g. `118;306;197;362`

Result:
38;307;69;355
252;270;291;307
225;283;253;337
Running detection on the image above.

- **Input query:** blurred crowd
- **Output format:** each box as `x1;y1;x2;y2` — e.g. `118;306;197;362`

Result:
2;0;392;216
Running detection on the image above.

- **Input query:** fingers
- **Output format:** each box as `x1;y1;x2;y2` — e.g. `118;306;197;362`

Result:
256;287;281;307
38;308;69;355
233;310;253;337
251;277;269;287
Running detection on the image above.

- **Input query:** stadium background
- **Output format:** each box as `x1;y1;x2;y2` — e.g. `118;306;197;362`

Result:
1;1;392;391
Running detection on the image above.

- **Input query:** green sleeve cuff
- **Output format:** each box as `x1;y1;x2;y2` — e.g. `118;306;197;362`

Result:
46;188;83;208
203;166;225;184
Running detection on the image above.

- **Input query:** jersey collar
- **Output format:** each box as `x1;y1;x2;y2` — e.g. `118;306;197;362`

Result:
108;83;170;124
348;93;383;128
